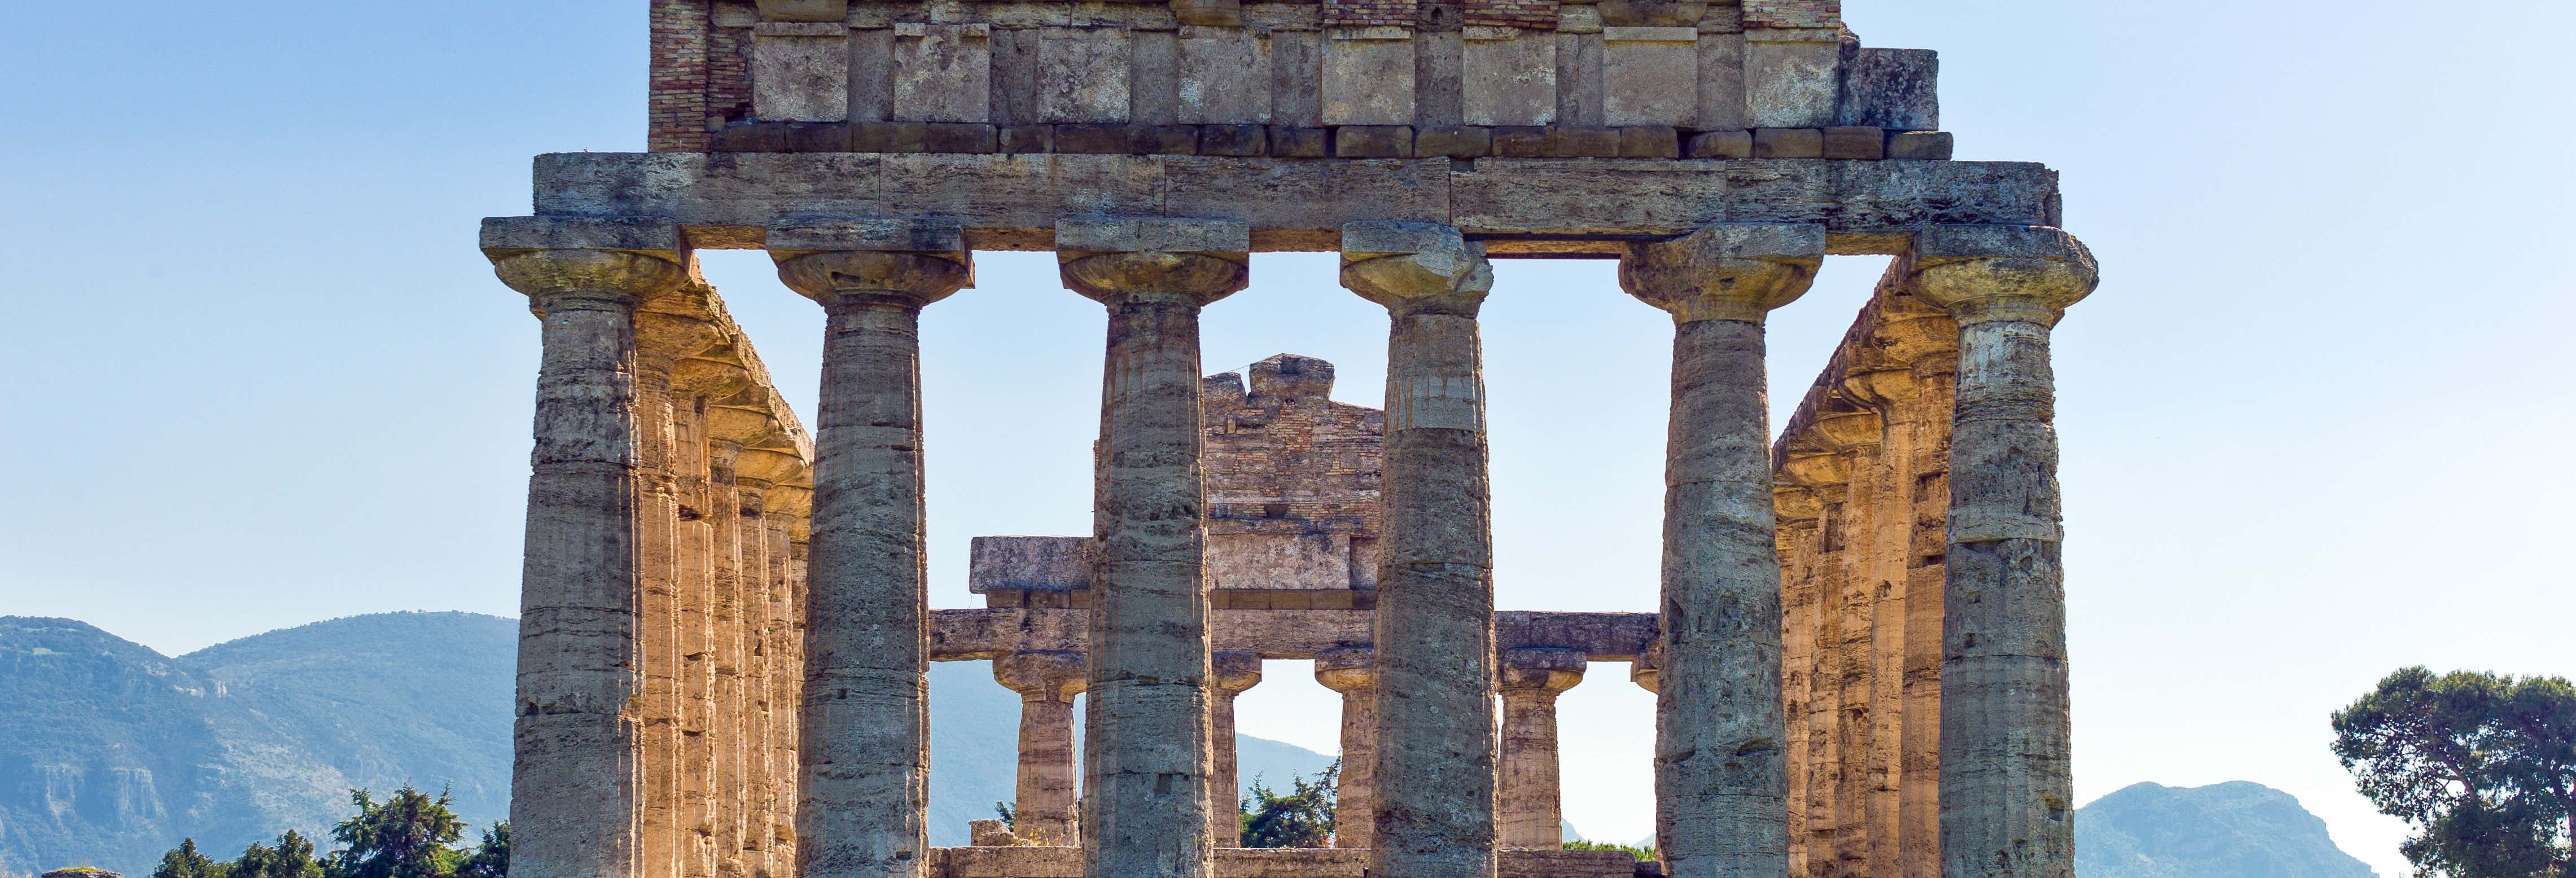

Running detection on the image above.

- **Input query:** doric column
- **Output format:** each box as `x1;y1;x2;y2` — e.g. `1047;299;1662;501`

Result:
1772;485;1824;877
765;481;815;874
772;220;973;878
483;217;689;878
1496;648;1585;850
1209;651;1264;847
735;446;805;873
1313;647;1378;852
1340;222;1499;878
994;650;1089;845
1618;222;1825;878
1908;226;2097;878
669;357;748;878
1058;218;1250;878
634;308;729;878
1813;405;1884;878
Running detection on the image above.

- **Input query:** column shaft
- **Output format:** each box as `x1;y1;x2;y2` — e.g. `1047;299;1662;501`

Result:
711;442;749;878
1019;696;1081;843
1900;362;1956;878
1209;653;1263;847
633;337;686;878
1316;649;1378;853
674;396;721;878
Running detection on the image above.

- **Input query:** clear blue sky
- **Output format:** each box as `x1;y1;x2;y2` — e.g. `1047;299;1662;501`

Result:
5;2;2571;872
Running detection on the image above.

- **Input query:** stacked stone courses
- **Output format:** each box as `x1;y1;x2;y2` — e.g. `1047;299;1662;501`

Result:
496;3;2096;878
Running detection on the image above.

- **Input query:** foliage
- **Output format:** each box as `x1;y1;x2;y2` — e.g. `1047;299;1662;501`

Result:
450;824;506;878
1564;840;1657;861
1238;761;1339;849
151;840;221;878
230;831;322;878
2332;666;2576;877
992;802;1014;831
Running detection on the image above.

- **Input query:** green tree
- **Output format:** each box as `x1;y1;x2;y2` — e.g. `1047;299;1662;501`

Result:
327;786;467;878
1565;840;1658;861
152;839;225;878
452;823;509;878
1238;761;1338;849
231;829;323;878
2332;666;2576;877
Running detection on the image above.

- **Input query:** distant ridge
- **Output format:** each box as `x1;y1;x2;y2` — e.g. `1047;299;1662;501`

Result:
2077;781;2377;878
0;612;1333;876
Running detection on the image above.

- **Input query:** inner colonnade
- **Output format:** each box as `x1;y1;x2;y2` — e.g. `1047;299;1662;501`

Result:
484;211;2095;878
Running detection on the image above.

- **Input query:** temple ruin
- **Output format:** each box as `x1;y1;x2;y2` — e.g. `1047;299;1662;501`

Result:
479;0;2099;876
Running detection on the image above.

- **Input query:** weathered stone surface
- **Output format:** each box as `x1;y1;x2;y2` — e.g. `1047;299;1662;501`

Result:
1887;130;1953;161
1208;652;1264;845
1743;28;1839;128
1754;126;1824;158
1313;647;1378;851
894;24;992;122
849;28;897;123
1322;28;1418;124
1267;126;1329;157
753;24;851;122
1695;32;1747;131
851;120;930;152
757;0;845;23
1334;125;1415;157
1178;26;1272;124
1198;123;1268;156
1838;47;1938;130
1822;126;1886;160
1041;28;1134;122
1463;28;1554;126
1131;30;1180;125
1497;649;1585;849
1000;124;1054;153
991;28;1041;125
1685;129;1751;159
1552;125;1622;157
925;122;999;153
1416;29;1467;127
995;651;1088;844
1619;125;1680;159
1269;31;1326;127
1415;124;1494;158
1554;30;1605;125
1602;26;1698;126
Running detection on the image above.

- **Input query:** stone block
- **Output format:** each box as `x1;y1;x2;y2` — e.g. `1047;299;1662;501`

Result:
711;122;792;152
1496;849;1637;878
1141;124;1202;155
999;124;1054;154
1173;0;1243;27
1129;29;1180;124
1057;218;1254;256
1335;125;1415;157
1462;27;1556;126
787;122;852;152
1695;32;1746;130
1322;27;1418;125
1342;220;1466;259
768;219;968;257
1554;30;1604;125
1554;125;1622;157
1838;47;1938;130
988;28;1039;125
1201;124;1269;156
1618;125;1680;158
1414;125;1492;157
968;535;1094;592
752;24;852;122
848;27;895;122
1684;129;1751;159
1268;125;1329;157
1821;126;1883;160
1179;25;1273;124
1913;224;2086;262
755;0;846;21
1492;125;1550;156
1886;130;1952;161
1039;28;1133;122
1417;28;1466;126
892;24;992;122
1052;122;1131;153
925;122;998;153
851;121;930;152
1743;27;1839;128
481;217;686;258
1602;26;1698;126
1752;126;1821;158
1270;30;1326;126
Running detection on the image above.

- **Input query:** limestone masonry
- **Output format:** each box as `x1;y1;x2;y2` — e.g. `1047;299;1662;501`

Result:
487;2;2097;877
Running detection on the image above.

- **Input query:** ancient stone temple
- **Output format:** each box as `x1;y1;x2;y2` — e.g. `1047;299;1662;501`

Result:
479;0;2098;876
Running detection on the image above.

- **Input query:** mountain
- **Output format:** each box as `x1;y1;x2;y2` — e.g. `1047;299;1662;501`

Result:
2078;781;2377;878
0;613;1335;875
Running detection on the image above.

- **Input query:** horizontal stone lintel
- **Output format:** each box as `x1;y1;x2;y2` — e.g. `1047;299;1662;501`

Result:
927;607;1660;661
530;152;2057;256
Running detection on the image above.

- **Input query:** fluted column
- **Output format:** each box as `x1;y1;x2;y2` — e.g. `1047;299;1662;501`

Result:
1058;218;1250;878
1340;222;1499;878
1771;486;1823;877
484;218;689;878
1814;407;1883;878
1619;223;1825;878
1314;647;1378;851
735;446;804;875
1209;651;1264;846
1909;226;2097;878
634;309;727;878
995;651;1089;845
772;220;973;878
1496;648;1585;850
1777;451;1849;878
765;482;814;876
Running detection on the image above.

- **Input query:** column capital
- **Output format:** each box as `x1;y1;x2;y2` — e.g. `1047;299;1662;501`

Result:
1629;643;1660;693
733;448;809;489
993;650;1088;701
1338;222;1494;317
770;219;973;310
1497;648;1587;694
1838;368;1918;416
1618;223;1826;324
483;217;688;309
1212;651;1264;695
1909;225;2100;325
1313;646;1375;693
1055;218;1250;306
1773;485;1824;526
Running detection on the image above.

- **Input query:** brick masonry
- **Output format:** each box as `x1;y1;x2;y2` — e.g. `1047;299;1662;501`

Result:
1742;0;1841;29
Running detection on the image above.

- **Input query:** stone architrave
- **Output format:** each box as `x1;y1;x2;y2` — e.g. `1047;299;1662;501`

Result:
1340;222;1500;878
482;217;689;878
1322;28;1419;125
1208;652;1264;846
1057;217;1251;878
1602;27;1698;126
1618;222;1825;878
1313;647;1378;852
1909;225;2097;878
754;23;855;122
1496;648;1586;850
995;651;1090;845
770;218;975;878
1462;27;1556;126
